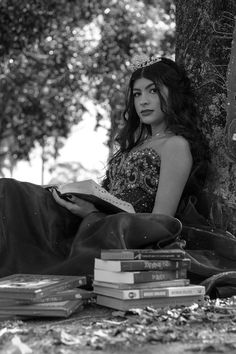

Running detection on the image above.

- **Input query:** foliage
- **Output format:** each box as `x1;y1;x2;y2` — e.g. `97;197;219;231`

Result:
0;0;175;173
0;298;236;352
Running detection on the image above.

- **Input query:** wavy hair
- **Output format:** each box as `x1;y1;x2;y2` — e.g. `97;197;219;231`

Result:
115;57;210;166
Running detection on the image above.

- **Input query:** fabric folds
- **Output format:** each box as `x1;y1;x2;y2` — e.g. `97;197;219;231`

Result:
0;177;236;297
0;178;180;284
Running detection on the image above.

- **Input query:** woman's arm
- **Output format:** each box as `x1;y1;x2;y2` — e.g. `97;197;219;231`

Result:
152;136;193;216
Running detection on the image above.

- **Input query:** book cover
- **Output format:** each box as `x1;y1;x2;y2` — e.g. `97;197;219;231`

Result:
100;249;186;260
93;284;205;300
93;278;190;290
94;258;191;272
32;288;95;303
55;179;135;214
94;268;187;284
0;299;83;318
0;274;87;300
0;288;95;305
96;294;204;311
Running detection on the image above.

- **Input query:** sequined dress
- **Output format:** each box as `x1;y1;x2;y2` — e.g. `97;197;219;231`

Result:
102;148;161;213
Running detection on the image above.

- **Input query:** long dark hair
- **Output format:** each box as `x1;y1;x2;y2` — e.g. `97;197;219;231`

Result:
115;57;210;166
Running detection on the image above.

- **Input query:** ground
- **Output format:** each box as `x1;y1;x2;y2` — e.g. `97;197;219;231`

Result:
0;298;236;353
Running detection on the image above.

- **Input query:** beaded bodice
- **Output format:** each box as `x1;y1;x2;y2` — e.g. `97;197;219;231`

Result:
102;148;161;213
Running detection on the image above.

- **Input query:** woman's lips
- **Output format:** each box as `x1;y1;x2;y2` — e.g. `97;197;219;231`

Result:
141;110;154;116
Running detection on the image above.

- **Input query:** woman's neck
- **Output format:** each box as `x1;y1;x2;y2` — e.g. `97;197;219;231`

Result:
151;124;168;136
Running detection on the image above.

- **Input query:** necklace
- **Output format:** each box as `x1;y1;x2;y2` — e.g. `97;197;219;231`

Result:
133;130;172;152
146;130;171;141
152;130;166;137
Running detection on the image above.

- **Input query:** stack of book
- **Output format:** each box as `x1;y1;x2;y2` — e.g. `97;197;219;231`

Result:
94;249;205;311
0;274;94;318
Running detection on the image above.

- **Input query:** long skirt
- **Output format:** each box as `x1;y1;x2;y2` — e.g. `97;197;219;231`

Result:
0;178;179;280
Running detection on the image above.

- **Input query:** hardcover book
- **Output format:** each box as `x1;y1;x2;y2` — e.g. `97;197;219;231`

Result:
51;179;135;214
31;288;95;303
93;279;190;290
93;284;205;300
94;258;191;272
94;268;187;284
0;300;83;318
96;294;204;311
0;274;87;300
0;288;95;305
100;249;186;260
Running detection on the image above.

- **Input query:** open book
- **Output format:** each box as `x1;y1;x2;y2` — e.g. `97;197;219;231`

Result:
52;179;135;214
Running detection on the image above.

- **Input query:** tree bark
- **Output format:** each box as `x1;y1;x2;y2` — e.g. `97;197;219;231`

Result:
175;0;236;233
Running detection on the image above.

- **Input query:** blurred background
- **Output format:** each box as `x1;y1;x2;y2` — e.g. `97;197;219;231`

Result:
0;0;175;185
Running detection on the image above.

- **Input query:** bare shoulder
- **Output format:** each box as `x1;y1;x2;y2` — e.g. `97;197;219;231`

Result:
149;135;191;158
160;135;193;166
161;135;193;168
162;135;191;154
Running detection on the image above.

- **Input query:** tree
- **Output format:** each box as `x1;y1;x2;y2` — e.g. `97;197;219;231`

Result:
175;0;236;233
0;0;175;175
0;0;88;170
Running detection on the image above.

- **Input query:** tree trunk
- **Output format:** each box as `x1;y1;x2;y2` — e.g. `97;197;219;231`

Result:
175;0;236;233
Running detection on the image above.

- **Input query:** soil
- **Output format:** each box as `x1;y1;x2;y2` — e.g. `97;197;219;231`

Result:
0;298;236;353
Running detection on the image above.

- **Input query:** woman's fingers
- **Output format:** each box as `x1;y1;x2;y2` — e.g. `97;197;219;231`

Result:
51;189;73;208
51;189;98;217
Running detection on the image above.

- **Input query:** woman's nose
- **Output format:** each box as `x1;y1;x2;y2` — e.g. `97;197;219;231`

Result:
140;93;149;105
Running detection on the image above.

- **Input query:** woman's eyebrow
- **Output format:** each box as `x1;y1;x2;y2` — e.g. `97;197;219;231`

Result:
133;83;155;91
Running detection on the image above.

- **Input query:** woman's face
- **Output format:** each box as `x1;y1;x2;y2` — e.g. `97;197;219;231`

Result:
133;77;168;133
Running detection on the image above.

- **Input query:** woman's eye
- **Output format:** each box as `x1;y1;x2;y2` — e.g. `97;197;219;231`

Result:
150;88;157;94
133;92;140;97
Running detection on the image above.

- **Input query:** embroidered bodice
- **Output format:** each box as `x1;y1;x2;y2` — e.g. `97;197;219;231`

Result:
102;148;161;213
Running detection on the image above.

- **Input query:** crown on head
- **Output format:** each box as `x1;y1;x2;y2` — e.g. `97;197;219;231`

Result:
130;54;162;72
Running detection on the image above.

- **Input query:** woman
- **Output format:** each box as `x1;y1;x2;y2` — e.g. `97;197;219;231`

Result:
52;56;236;297
53;56;208;217
0;56;213;284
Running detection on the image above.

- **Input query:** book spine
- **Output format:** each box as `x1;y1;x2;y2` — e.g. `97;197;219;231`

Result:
121;286;205;299
134;254;185;260
164;286;205;297
101;251;185;260
132;269;187;283
124;289;167;299
94;269;187;284
93;278;190;289
96;259;190;271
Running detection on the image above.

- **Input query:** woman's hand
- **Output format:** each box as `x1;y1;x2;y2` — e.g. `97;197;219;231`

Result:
51;189;99;218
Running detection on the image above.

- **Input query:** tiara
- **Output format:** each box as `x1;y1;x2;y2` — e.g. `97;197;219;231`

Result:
130;54;162;72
